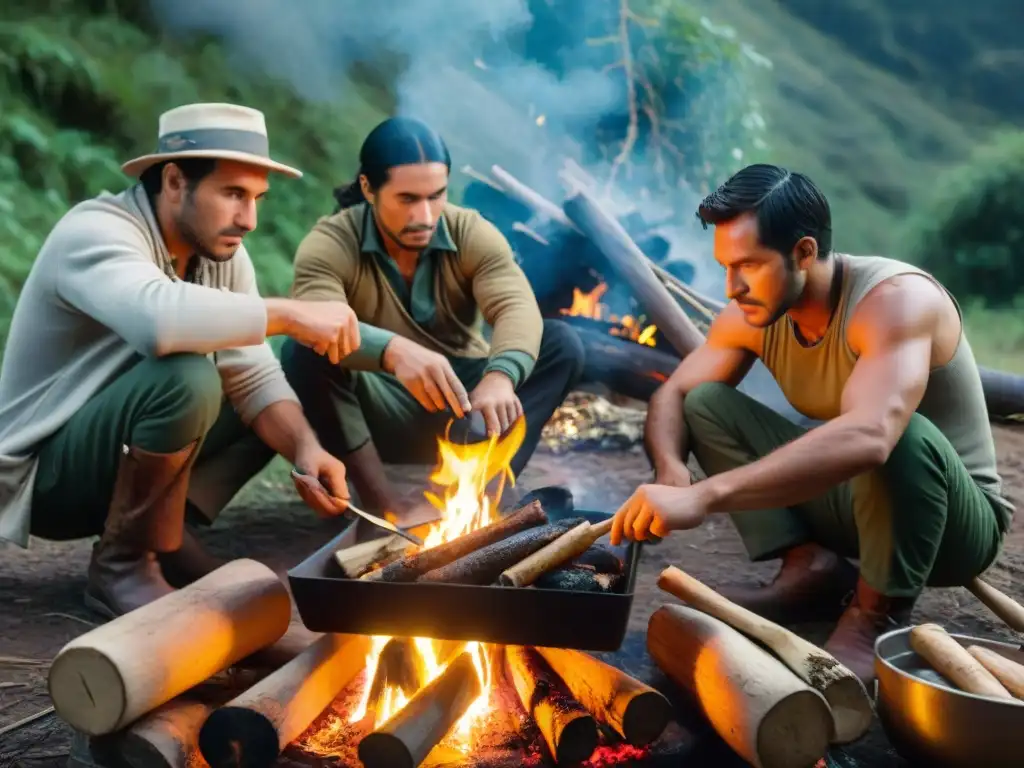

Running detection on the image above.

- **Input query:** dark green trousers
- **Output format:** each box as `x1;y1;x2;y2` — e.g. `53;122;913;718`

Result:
30;354;275;540
684;382;1006;597
279;320;586;476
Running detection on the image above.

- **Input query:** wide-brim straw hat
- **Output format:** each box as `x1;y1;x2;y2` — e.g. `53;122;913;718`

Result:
121;102;302;179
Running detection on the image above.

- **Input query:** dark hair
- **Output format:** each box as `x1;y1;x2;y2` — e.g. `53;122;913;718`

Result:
696;163;833;258
332;116;452;211
139;157;218;198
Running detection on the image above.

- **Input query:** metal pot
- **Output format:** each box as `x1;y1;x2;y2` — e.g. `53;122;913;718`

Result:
875;626;1024;767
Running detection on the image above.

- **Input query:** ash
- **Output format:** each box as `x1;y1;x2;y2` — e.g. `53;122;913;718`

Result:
540;393;646;454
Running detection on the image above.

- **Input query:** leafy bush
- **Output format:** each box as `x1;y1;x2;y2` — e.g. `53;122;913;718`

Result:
902;130;1024;305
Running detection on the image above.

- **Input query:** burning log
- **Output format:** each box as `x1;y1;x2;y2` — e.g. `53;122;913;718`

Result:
648;604;833;768
573;325;679;402
534;647;672;747
48;559;291;736
334;534;411;578
563;188;705;358
535;565;622;593
419;519;586;585
574;542;624;574
198;633;371;768
358;652;482;768
116;696;213;768
657;566;873;745
369;499;547;582
363;638;466;720
498;518;612;588
505;645;599;764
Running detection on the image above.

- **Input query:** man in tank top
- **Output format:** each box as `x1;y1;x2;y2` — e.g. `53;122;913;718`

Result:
609;163;1013;681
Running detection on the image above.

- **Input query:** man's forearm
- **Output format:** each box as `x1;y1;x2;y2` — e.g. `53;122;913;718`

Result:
249;400;321;465
645;385;690;472
700;415;885;514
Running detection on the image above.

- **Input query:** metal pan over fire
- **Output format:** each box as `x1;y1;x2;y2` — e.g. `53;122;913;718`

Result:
288;509;642;651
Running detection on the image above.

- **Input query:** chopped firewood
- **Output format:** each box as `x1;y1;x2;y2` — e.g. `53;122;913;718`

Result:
363;638;465;723
369;500;547;582
535;647;672;746
572;543;624;574
535;565;622;593
116;697;212;768
419;519;585;585
499;520;601;587
505;646;598;764
334;535;410;578
358;652;481;768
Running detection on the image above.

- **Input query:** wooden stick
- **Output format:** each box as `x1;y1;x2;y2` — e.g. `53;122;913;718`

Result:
334;535;410;578
491;165;577;230
117;697;212;768
48;559;291;736
563;189;706;358
648;604;832;768
499;519;613;587
372;500;547;582
967;645;1024;698
968;577;1024;633
656;565;872;744
534;647;671;746
357;652;482;768
909;624;1014;700
505;645;598;764
197;633;371;768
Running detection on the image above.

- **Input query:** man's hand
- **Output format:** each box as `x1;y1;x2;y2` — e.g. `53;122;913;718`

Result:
291;445;351;518
654;459;692;489
469;372;523;436
267;299;360;365
383;336;471;417
609;483;710;546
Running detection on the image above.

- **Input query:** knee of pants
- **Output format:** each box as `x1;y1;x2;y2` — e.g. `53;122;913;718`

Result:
279;337;356;397
138;353;223;439
539;319;586;384
682;381;734;427
884;413;936;471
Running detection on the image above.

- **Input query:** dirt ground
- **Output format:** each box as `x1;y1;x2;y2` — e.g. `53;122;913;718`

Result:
2;421;1024;767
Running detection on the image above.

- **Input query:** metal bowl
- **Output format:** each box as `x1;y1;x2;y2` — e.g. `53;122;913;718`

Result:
875;626;1024;767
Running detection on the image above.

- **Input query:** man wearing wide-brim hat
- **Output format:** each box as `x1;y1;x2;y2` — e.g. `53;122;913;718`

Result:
0;103;361;618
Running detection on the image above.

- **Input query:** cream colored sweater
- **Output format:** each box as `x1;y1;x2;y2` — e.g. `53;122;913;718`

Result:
0;184;298;548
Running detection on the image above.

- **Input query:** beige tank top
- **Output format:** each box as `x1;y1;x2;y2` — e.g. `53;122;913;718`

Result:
761;254;1012;525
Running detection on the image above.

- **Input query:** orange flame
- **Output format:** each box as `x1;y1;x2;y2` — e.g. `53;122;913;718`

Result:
346;417;528;751
560;282;657;346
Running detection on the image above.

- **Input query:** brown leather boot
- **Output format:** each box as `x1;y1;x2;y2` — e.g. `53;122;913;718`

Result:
157;526;227;588
824;577;916;684
84;441;199;619
718;542;858;623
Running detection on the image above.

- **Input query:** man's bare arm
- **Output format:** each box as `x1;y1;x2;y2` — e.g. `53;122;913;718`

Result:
645;303;759;477
698;277;940;514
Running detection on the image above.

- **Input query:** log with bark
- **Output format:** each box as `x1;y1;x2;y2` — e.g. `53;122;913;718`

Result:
367;500;547;582
573;542;624;574
573;325;678;401
505;645;599;764
419;518;586;585
534;647;672;746
357;652;482;768
534;565;623;593
198;633;371;768
498;518;613;588
648;604;833;768
48;559;292;736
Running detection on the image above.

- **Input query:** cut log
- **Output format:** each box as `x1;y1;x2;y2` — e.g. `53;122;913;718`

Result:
499;519;612;588
563;188;706;358
968;576;1024;633
198;633;371;768
237;620;321;671
967;645;1024;699
648;604;832;768
363;638;466;725
48;559;291;736
909;624;1013;700
371;500;547;582
534;647;671;746
657;565;872;745
535;566;622;593
334;535;410;578
358;652;482;768
574;326;678;402
116;696;212;768
505;645;598;764
573;543;624;574
420;519;586;585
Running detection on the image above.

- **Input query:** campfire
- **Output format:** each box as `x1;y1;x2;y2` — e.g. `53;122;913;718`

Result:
559;282;658;347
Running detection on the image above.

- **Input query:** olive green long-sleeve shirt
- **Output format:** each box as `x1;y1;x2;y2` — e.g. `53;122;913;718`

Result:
290;202;543;387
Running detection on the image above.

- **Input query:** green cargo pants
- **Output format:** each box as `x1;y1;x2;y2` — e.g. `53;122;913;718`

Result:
684;382;1007;597
30;354;275;540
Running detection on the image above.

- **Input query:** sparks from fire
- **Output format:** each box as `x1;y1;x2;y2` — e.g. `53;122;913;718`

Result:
344;418;528;752
560;282;658;346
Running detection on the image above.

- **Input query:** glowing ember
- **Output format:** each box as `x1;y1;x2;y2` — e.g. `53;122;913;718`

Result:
559;282;658;346
342;418;528;752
